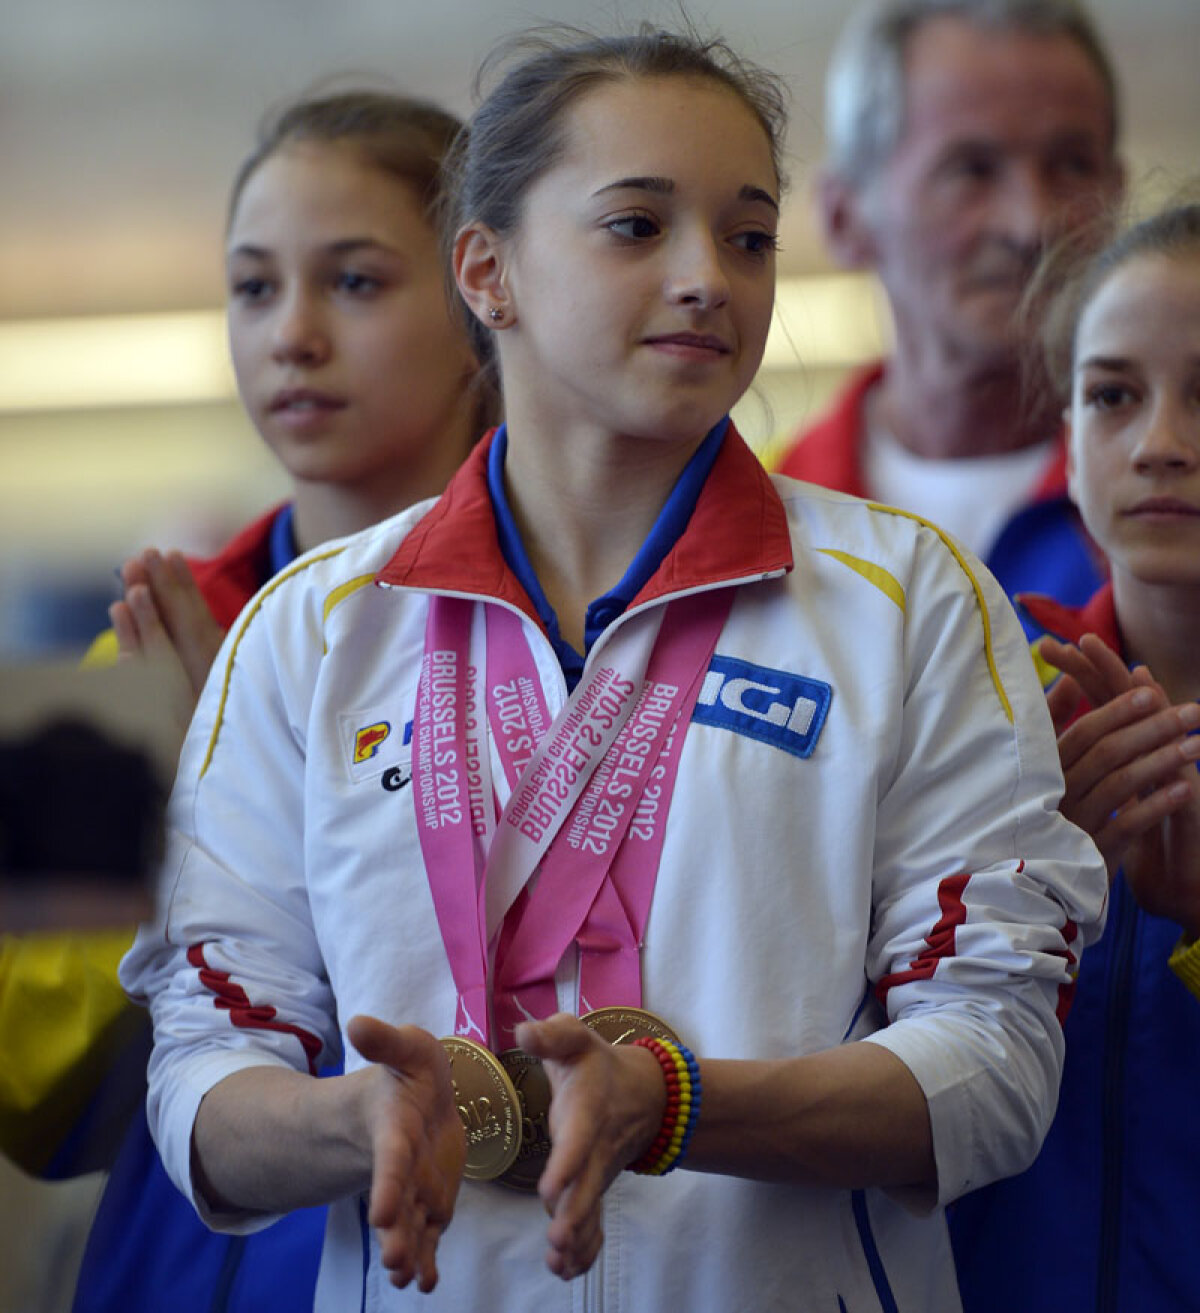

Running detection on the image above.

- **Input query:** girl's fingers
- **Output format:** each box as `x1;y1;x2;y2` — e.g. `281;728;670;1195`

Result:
347;1015;450;1082
125;581;173;657
516;1013;593;1062
1040;634;1132;709
544;1170;605;1275
415;1216;445;1294
1044;672;1083;735
345;1016;461;1292
1095;776;1195;859
109;600;143;658
1077;632;1137;689
1062;708;1200;840
546;1204;604;1279
1056;685;1181;775
119;554;151;591
1129;663;1164;695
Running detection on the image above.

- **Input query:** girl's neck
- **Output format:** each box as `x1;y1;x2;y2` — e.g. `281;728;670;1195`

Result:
1113;573;1200;703
501;417;708;651
289;406;480;554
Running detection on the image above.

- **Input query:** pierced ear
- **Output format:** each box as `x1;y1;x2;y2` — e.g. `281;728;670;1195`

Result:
816;169;878;270
454;223;513;329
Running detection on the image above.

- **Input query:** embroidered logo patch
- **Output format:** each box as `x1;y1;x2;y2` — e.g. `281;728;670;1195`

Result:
353;720;392;763
691;656;831;759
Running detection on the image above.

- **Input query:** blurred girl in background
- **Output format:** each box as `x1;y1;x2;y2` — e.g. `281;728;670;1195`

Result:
952;198;1200;1312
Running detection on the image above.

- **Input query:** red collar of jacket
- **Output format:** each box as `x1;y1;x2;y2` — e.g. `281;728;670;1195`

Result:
1016;581;1121;655
187;505;284;630
775;364;882;495
1028;434;1071;504
776;361;1072;507
376;426;795;628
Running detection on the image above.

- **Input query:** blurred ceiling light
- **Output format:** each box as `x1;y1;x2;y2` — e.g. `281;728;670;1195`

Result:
0;311;234;412
0;276;886;413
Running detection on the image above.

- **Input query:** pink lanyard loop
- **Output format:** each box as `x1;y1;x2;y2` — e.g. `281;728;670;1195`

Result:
413;589;731;1048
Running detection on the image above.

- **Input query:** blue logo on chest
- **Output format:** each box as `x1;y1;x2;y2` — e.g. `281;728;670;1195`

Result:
691;655;831;759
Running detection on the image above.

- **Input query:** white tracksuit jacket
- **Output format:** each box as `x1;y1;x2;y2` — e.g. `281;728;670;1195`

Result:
121;431;1107;1312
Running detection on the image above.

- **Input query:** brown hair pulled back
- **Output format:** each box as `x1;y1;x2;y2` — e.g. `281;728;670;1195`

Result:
1037;196;1200;406
228;89;464;231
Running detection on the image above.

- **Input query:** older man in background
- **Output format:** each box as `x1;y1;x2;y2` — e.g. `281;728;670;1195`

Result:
775;0;1124;607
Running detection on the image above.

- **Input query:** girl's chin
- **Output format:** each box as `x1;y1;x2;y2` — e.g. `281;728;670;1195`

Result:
1115;556;1200;591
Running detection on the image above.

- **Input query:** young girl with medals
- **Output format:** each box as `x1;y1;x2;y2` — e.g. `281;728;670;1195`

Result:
122;26;1107;1311
950;200;1200;1312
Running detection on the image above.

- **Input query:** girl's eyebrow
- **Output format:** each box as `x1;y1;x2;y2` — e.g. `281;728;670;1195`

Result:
592;175;674;198
325;238;396;256
226;237;395;260
591;175;779;213
1076;354;1135;372
740;184;779;214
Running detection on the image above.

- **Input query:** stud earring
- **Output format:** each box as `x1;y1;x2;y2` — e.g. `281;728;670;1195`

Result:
488;306;505;323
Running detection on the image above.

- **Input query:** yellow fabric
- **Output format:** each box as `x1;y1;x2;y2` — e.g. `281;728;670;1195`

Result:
80;627;119;669
815;549;906;614
1169;935;1200;1002
0;628;151;1174
321;572;378;633
867;503;1015;725
0;928;138;1174
201;545;347;778
1030;640;1060;690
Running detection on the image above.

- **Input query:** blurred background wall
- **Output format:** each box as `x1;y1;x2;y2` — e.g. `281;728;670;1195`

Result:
2;0;1196;660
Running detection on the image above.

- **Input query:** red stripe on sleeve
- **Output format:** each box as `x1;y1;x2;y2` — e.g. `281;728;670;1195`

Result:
186;943;323;1075
875;872;971;1007
1054;917;1080;1025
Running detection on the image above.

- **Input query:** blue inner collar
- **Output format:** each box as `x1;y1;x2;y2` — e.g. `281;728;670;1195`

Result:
268;503;299;576
486;419;728;689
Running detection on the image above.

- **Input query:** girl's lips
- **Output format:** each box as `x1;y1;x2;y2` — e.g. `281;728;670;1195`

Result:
643;332;731;357
1125;496;1200;517
267;389;349;435
269;388;347;413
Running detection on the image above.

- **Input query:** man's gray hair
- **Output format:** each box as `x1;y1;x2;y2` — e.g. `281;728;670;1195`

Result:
825;0;1120;186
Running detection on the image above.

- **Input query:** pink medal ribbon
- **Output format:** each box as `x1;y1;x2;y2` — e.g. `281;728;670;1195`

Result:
491;591;730;1040
410;599;496;1042
483;604;553;794
412;589;731;1049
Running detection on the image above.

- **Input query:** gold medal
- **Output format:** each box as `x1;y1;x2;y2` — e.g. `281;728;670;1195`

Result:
580;1005;682;1047
450;1011;679;1189
439;1036;522;1181
496;1049;553;1192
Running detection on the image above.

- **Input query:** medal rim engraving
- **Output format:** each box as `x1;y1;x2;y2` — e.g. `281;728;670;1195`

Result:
579;1005;682;1047
440;1035;522;1181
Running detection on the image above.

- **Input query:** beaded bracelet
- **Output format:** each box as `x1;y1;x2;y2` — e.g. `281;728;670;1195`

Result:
627;1036;702;1175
